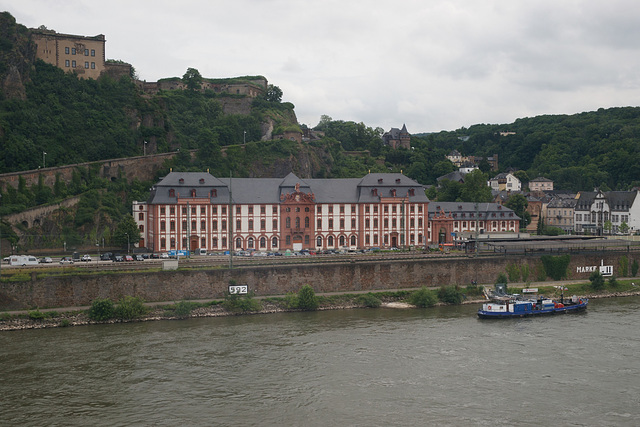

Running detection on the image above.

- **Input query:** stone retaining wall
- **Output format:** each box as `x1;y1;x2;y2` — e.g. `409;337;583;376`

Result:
0;252;636;310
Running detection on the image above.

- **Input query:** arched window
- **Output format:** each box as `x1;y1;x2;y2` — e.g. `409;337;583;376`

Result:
272;237;278;248
247;237;254;249
350;235;356;246
316;236;322;246
328;236;334;246
340;235;346;246
260;237;266;248
236;237;243;249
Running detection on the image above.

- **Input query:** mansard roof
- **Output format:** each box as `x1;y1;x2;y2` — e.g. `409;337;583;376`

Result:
428;202;520;220
148;172;429;205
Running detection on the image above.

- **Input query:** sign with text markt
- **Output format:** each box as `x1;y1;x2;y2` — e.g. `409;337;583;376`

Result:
576;260;613;277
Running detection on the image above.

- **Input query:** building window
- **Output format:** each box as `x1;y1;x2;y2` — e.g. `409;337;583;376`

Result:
329;219;334;228
374;206;378;213
247;238;254;249
222;237;227;248
384;219;389;228
84;61;89;69
182;207;187;215
328;236;334;246
213;206;218;214
340;205;345;214
236;220;241;230
340;236;346;246
170;221;175;232
72;60;76;68
221;220;227;231
317;206;322;213
65;47;70;54
182;220;187;230
351;235;356;246
261;206;266;215
91;49;95;56
222;207;227;214
365;235;370;244
201;207;206;215
329;206;333;213
65;59;70;67
317;236;322;246
286;218;291;228
249;206;254;215
138;213;144;220
351;206;356;214
139;225;144;232
213;237;218;248
351;218;356;228
160;221;166;232
392;218;397;228
305;217;310;228
84;49;89;56
272;237;278;248
286;235;291;245
418;218;423;227
295;217;300;228
72;48;76;55
260;237;266;248
261;219;266;230
191;207;196;215
191;220;196;231
340;219;345;229
161;238;166;249
236;206;241;214
201;220;206;231
213;220;218;230
374;234;378;244
374;218;378;228
365;218;370;228
172;238;177;248
317;218;322;228
236;238;242;248
273;219;277;229
273;206;278;214
201;237;206;248
305;235;310;245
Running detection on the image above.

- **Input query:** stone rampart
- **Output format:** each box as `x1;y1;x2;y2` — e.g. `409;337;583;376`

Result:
0;252;635;311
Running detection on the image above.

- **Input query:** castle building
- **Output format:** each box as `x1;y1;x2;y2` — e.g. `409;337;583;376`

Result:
382;125;410;149
31;29;106;79
133;172;430;252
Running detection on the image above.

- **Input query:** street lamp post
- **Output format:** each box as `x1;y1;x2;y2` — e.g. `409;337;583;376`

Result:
43;151;47;168
143;141;148;156
243;131;246;144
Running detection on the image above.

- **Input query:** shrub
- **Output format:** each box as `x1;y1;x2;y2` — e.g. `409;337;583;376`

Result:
495;273;508;285
505;264;520;282
632;259;639;277
88;298;115;321
114;296;147;320
408;286;437;308
28;310;46;320
589;271;605;290
59;319;71;327
357;292;382;308
540;255;571;281
223;292;262;313
619;256;629;277
465;284;484;296
521;264;530;283
608;276;619;288
173;300;198;318
437;285;464;305
283;292;299;309
297;285;319;311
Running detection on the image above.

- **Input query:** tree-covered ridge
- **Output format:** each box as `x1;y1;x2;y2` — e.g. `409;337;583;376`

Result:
424;107;640;191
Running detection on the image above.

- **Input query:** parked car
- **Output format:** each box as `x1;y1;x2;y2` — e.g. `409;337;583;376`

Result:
114;255;124;262
124;255;134;262
39;257;53;264
160;253;169;259
150;253;160;259
81;254;92;262
59;257;74;265
101;252;113;261
135;254;144;261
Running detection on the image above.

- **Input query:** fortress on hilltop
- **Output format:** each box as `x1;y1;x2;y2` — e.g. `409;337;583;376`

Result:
30;28;267;98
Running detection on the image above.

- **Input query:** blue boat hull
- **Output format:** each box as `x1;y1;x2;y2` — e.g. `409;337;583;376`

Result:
477;299;588;319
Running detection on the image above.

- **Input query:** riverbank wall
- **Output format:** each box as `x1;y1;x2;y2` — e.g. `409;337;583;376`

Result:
0;252;636;310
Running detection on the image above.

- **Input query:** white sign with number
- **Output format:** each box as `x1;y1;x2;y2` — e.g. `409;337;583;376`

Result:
228;285;248;294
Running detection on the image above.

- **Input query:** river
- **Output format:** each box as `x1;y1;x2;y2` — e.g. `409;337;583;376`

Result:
1;296;639;426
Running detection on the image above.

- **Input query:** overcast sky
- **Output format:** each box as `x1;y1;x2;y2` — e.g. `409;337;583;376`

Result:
4;0;640;133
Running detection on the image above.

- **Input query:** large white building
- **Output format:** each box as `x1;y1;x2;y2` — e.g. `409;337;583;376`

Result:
574;190;640;234
133;172;432;252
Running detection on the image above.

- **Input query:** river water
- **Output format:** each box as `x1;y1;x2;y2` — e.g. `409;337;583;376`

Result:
1;296;639;426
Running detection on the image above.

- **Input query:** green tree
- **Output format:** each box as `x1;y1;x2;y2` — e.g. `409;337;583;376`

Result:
460;170;492;202
604;220;613;235
297;285;319;310
504;194;530;228
620;221;629;234
182;67;203;91
265;84;283;103
409;286;437;307
589;271;605;290
113;214;140;250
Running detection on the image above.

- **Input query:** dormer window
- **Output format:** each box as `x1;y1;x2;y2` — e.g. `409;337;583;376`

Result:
372;188;378;196
396;178;401;184
408;189;415;196
190;189;196;197
199;178;205;184
391;189;396;197
169;189;175;197
179;178;184;184
378;178;383;184
211;189;217;197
